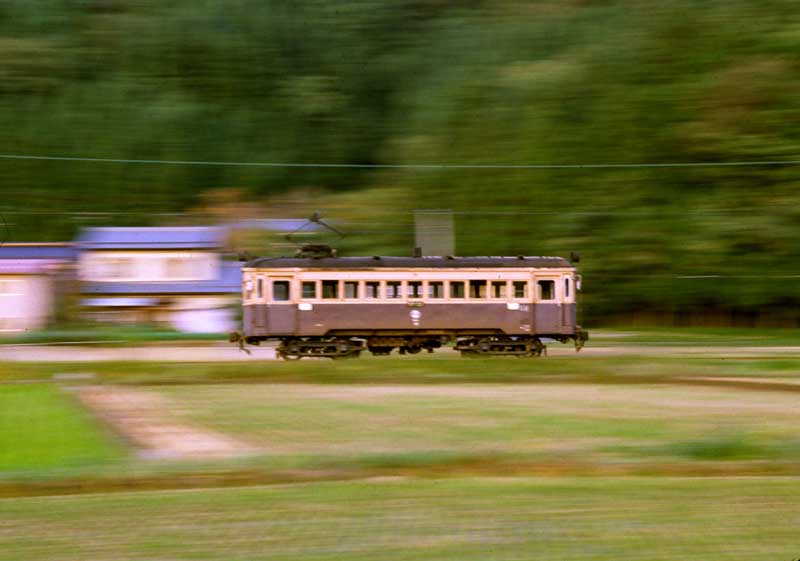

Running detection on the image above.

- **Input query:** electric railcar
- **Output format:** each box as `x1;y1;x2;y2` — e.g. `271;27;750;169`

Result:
232;250;588;359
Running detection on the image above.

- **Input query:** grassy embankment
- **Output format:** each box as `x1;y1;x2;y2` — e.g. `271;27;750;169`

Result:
0;324;224;346
3;349;800;485
2;478;799;561
3;345;800;559
0;384;123;472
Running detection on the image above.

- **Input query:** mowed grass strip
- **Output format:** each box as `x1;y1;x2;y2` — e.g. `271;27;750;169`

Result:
5;353;800;386
157;383;800;464
0;384;124;472
1;477;799;561
593;327;800;346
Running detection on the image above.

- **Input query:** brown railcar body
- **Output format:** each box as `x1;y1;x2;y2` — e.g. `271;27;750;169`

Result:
235;255;587;358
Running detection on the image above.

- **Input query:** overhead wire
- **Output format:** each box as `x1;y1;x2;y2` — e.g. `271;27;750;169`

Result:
2;153;800;169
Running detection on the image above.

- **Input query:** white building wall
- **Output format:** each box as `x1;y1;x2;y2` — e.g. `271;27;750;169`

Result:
79;251;220;282
0;275;53;334
167;296;236;333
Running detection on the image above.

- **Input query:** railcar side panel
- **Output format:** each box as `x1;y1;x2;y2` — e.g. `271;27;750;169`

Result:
535;303;562;333
243;302;577;337
267;305;296;334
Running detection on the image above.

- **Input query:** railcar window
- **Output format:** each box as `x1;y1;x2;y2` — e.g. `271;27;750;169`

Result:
365;281;380;299
450;281;465;298
386;281;402;299
565;278;570;299
407;281;422;299
513;281;528;299
491;281;507;299
302;281;317;299
469;280;487;299
344;281;359;299
428;281;444;299
272;281;290;301
322;280;339;299
256;278;264;299
538;280;555;301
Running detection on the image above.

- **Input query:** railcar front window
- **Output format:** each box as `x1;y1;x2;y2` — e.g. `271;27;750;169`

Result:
322;280;339;299
302;281;317;299
257;278;264;300
538;280;555;301
513;281;528;299
344;281;359;299
470;280;487;299
491;281;507;299
428;282;444;299
386;281;401;299
407;281;422;299
450;281;465;299
365;282;380;299
272;281;290;301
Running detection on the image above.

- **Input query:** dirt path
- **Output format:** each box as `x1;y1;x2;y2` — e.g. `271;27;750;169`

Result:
77;386;260;460
0;344;277;362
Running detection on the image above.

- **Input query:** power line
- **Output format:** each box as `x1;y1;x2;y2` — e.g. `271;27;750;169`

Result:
2;153;800;169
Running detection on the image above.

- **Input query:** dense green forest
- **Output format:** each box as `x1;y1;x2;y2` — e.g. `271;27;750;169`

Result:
2;0;800;323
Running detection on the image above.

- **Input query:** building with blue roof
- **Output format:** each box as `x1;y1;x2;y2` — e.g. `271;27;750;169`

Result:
0;243;75;334
77;227;242;333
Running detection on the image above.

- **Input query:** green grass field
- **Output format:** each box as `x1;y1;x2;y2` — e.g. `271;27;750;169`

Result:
0;384;124;473
0;323;224;346
4;352;800;386
592;327;800;346
156;382;800;468
2;342;800;559
2;477;799;561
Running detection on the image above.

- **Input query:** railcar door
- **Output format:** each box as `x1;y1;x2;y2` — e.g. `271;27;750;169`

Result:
253;275;267;331
266;276;296;335
534;277;562;334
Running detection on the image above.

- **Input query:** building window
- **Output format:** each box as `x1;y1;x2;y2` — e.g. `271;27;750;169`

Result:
302;281;317;299
0;317;22;331
386;281;402;299
449;281;465;299
469;280;487;299
344;281;359;299
165;258;190;279
538;280;555;301
102;258;132;280
428;282;444;299
407;281;422;299
322;280;339;299
0;281;23;295
272;281;290;302
365;282;380;299
491;281;507;299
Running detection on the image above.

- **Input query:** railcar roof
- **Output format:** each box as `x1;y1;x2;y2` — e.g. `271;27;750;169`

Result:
245;256;573;269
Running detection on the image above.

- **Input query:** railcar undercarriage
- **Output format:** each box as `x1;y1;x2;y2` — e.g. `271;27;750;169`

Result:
232;331;588;360
454;336;547;357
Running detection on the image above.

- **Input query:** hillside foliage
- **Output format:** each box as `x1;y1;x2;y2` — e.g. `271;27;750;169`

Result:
2;0;800;323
